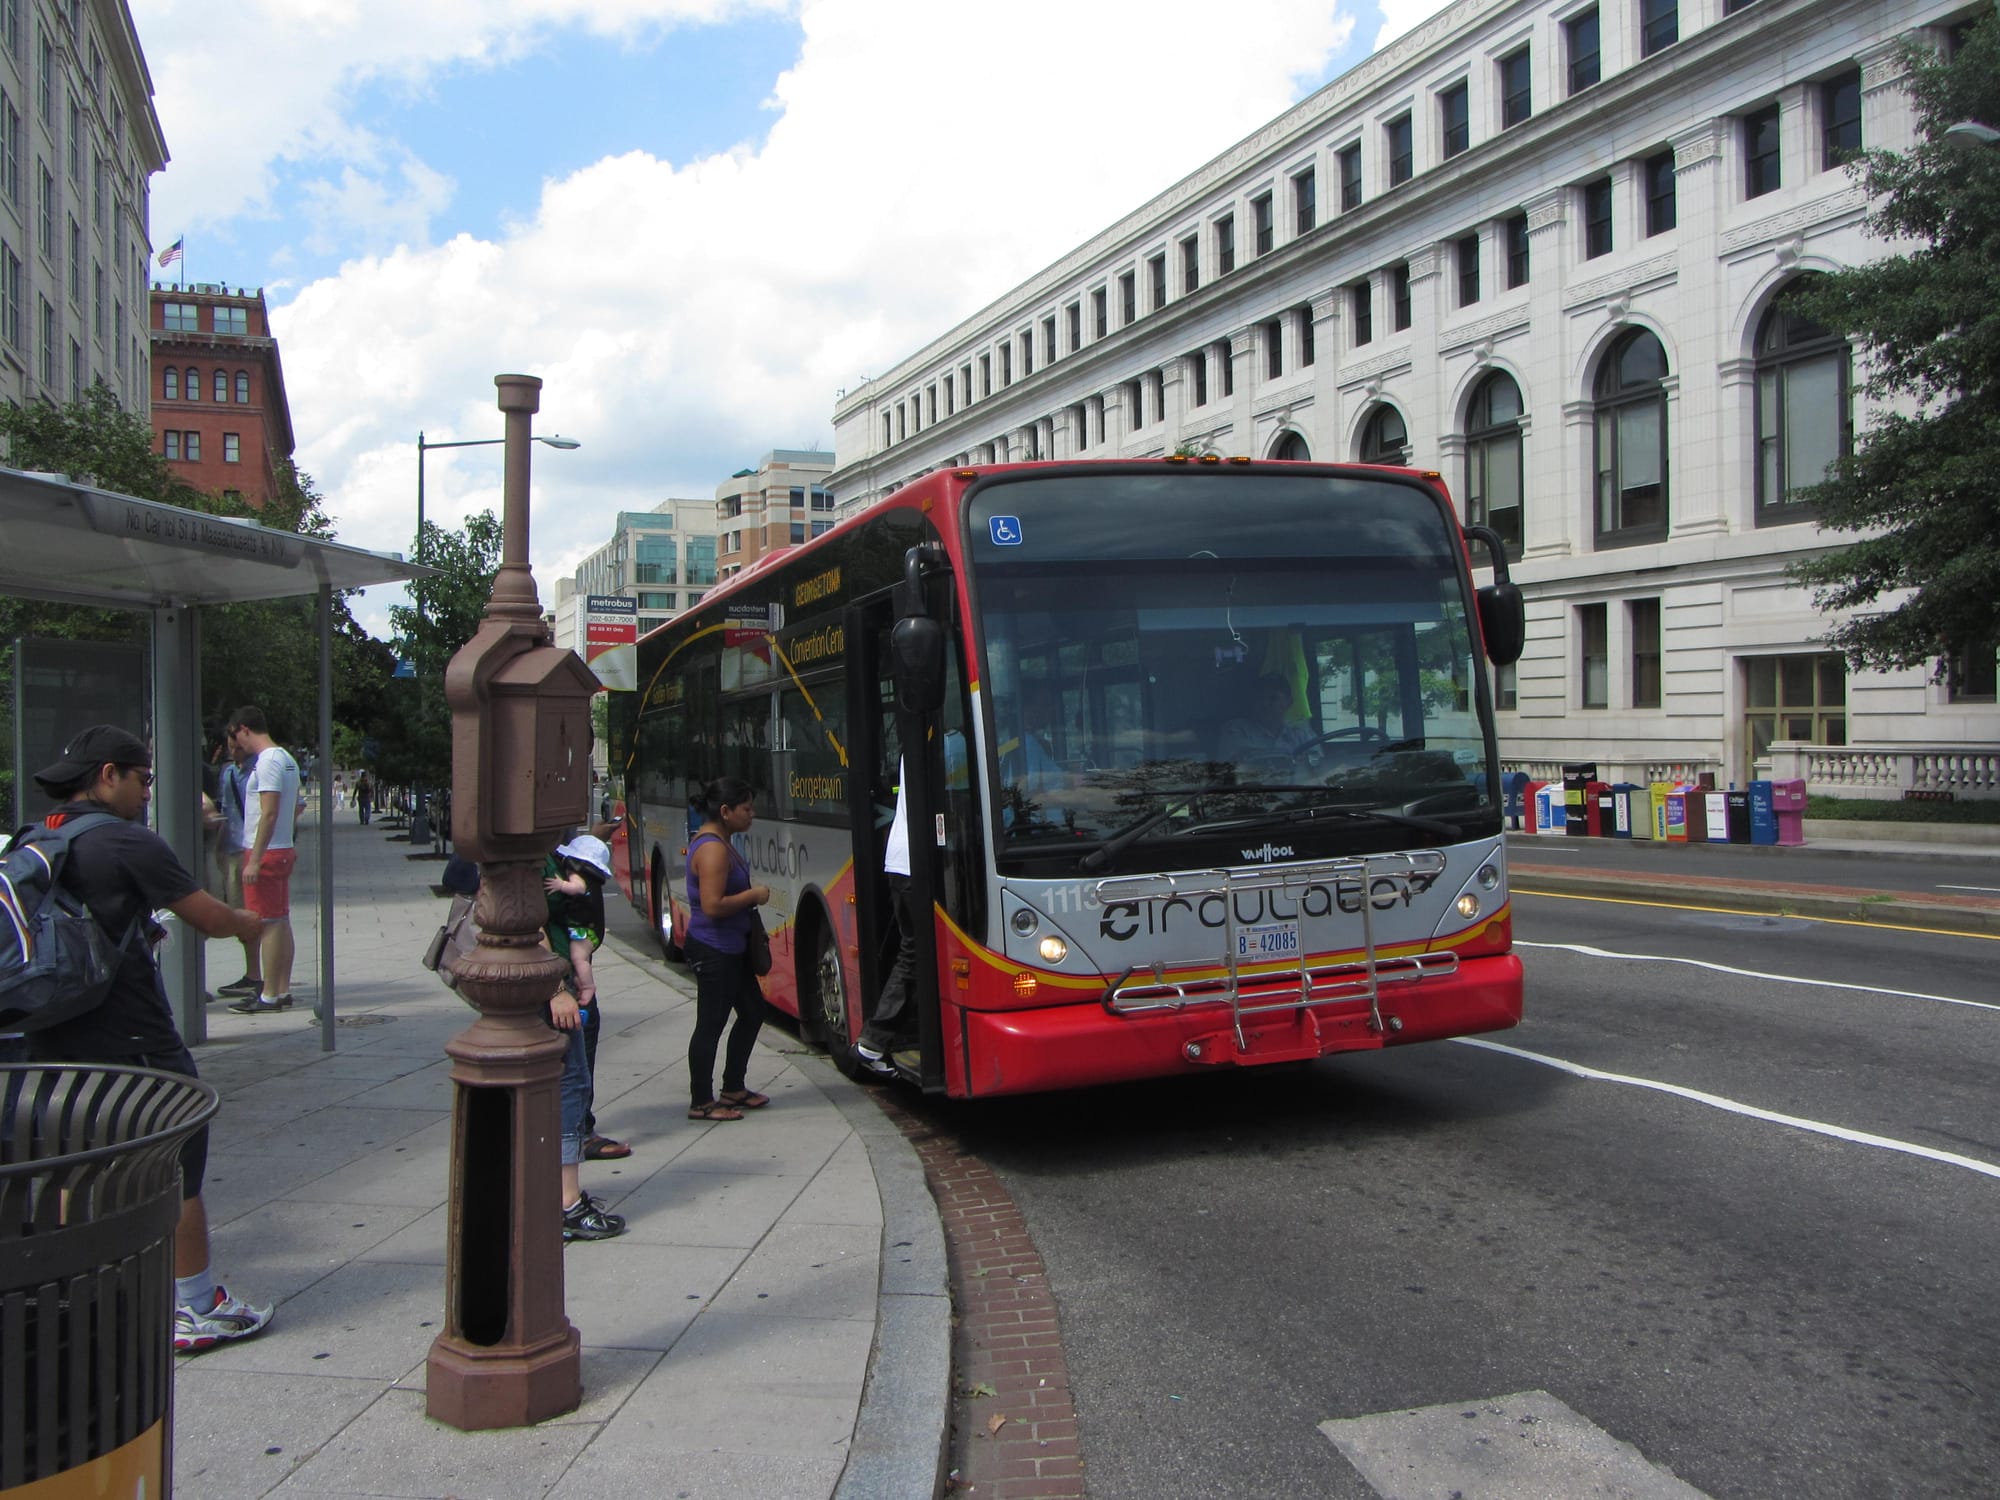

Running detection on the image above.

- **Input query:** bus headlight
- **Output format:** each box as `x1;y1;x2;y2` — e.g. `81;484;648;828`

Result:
1455;893;1481;920
1038;936;1069;964
1011;908;1040;937
1476;863;1500;890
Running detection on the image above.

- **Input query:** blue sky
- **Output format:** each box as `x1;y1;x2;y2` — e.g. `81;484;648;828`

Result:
131;0;1449;638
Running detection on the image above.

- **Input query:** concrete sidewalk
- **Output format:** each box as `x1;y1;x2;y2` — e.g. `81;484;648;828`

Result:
170;813;948;1500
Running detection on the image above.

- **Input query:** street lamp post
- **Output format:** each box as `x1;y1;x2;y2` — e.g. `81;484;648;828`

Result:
416;430;581;559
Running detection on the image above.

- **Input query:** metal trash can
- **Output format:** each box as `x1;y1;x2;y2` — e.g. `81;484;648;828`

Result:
1;1063;220;1496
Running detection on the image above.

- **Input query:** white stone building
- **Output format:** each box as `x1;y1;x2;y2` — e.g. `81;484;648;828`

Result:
827;0;1997;798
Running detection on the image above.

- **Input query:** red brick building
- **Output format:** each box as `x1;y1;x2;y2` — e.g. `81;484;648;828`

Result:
148;285;294;508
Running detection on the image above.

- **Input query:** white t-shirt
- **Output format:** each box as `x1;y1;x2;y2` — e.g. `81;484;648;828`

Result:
240;745;302;851
885;757;910;877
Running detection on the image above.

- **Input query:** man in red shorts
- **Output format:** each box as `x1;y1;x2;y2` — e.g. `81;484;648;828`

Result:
224;706;303;1016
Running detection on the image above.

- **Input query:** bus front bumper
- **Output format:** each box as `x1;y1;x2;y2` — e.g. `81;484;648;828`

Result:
951;953;1523;1097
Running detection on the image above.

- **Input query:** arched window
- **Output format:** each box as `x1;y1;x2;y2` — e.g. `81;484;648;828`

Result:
163;365;177;400
1358;404;1409;465
1593;328;1669;545
213;370;228;403
1755;282;1850;523
235;370;250;403
185;366;199;399
1270;431;1310;461
1464;372;1524;554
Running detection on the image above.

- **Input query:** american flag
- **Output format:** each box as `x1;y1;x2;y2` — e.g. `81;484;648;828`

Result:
157;236;183;268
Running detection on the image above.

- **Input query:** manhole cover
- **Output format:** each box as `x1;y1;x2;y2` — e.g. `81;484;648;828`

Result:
335;1014;396;1027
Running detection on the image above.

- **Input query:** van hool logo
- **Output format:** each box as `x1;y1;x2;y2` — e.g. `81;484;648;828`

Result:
1241;842;1294;863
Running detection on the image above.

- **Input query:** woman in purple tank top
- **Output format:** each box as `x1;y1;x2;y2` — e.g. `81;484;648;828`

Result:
683;776;773;1120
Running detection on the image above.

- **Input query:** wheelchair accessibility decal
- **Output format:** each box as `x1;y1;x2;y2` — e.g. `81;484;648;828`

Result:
988;515;1024;546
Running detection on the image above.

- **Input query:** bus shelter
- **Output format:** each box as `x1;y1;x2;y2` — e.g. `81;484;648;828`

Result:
0;466;430;1049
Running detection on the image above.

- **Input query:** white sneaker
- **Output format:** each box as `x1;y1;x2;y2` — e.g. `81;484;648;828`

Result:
174;1285;273;1355
852;1042;897;1078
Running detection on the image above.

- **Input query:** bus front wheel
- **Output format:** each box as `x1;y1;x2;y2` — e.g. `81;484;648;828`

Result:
812;923;860;1078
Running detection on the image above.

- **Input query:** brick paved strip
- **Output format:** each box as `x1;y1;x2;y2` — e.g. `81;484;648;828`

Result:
873;1093;1087;1499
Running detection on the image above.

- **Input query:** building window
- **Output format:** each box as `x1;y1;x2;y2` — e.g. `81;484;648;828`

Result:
162;301;197;332
1358;404;1410;465
223;433;240;464
1337;145;1361;211
184;365;197;396
1630;598;1662;708
1215;214;1235;276
1092;287;1107;338
1149;252;1167;309
1000;343;1013;386
1065;302;1080;352
1456;232;1480;306
2;94;18;208
1644;150;1677;234
1821;68;1862;169
213;369;228;403
1125;377;1145;427
1041;315;1056;364
1582;177;1613;258
1181;234;1200;294
1386;115;1413;186
1440;82;1469;159
1293;167;1317;234
163;365;178;401
1252;193;1273;256
36;162;50;254
1745;654;1846;766
1640;0;1678;56
164;430;179;460
1297;303;1316;366
1464;371;1524;554
1947;637;1997;704
1391;262;1411;331
1499;48;1532;128
1264;320;1283;380
38;293;52;385
1567;8;1601;94
1579;604;1609;708
185;431;200;461
215;305;247;335
1744;104;1781;197
68;337;80;400
1351;279;1373;346
1755;280;1851;523
1189;347;1208;407
1505;212;1529;287
1119;271;1136;325
980;352;992;397
1495;662;1518;710
37;26;50;123
1019;333;1033;378
1271;431;1311;461
1217;339;1234;398
1594;328;1671;545
961;362;973;404
0;242;18;350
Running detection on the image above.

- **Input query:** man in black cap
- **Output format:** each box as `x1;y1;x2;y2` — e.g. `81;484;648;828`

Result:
27;724;277;1354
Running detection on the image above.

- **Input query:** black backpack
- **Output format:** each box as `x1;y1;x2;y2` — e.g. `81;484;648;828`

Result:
0;813;138;1033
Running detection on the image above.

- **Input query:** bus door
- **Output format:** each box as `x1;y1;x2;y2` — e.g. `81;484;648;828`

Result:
842;589;947;1092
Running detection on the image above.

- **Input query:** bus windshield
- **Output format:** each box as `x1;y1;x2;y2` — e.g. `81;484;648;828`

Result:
966;470;1497;867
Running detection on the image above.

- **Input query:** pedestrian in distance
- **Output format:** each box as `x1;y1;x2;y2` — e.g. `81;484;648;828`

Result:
18;724;275;1354
354;771;374;825
220;707;303;1016
682;776;773;1121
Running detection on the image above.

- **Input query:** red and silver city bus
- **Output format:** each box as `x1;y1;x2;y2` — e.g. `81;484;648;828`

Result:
609;459;1526;1098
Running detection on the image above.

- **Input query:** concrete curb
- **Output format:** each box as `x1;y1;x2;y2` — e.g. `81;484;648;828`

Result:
1509;867;2000;938
827;1080;953;1500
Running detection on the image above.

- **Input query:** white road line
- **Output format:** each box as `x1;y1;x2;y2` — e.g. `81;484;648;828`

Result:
1515;938;1998;1013
1937;883;2000;894
1455;1037;2000;1182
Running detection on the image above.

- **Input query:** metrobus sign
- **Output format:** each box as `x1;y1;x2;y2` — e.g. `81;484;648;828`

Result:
585;593;638;689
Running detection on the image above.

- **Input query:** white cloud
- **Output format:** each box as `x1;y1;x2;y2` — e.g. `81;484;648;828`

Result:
133;0;1360;637
1372;0;1458;49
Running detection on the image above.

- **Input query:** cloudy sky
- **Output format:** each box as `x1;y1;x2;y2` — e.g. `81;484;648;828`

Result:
131;0;1454;639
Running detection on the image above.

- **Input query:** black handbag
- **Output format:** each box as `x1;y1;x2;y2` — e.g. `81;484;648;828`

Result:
746;908;773;977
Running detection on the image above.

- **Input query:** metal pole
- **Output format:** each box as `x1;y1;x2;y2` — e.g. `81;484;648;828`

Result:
416;431;426;552
317;582;335;1050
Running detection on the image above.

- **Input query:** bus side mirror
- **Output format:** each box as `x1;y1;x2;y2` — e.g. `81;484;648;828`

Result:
1478;581;1525;666
891;616;946;713
1462;524;1525;667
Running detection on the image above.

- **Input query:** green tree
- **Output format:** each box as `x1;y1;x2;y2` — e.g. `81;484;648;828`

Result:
1788;17;2000;679
383;512;504;786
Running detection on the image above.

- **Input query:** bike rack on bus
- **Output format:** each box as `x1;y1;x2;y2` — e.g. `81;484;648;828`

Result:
1095;851;1456;1051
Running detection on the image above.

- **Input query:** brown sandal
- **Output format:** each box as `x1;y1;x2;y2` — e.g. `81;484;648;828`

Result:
687;1100;744;1121
719;1089;770;1109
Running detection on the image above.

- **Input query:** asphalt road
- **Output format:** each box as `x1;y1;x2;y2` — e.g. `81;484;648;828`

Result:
1507;830;2000;899
917;890;2000;1499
